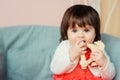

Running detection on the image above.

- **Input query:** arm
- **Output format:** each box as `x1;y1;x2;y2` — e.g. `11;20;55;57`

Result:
87;41;115;79
99;50;116;80
89;50;116;80
50;40;79;74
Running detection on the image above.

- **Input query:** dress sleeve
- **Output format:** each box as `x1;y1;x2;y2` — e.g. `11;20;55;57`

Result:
99;50;116;80
50;40;79;74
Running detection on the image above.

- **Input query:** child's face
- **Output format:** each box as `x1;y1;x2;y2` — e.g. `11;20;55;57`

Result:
67;24;96;45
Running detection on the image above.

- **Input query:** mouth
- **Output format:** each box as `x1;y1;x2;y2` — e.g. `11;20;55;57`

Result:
83;40;86;43
76;40;86;45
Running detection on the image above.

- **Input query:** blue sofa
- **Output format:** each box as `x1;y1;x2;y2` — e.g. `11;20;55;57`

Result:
0;25;120;80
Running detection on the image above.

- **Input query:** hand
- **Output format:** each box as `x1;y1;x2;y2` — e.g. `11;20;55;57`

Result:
90;49;108;69
69;41;87;62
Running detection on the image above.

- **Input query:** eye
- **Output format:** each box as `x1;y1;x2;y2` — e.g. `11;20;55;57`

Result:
72;29;77;32
84;29;90;32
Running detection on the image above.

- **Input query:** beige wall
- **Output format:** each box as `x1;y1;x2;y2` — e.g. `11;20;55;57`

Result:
101;0;120;38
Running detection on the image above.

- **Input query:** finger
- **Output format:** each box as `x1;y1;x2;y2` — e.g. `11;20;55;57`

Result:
81;50;87;54
81;47;87;51
90;52;98;59
76;40;82;45
80;47;87;55
90;53;101;61
78;42;87;48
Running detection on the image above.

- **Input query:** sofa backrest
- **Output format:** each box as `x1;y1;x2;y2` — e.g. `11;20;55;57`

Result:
0;25;120;80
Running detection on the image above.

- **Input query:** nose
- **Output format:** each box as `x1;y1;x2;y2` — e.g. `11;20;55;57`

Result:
77;31;84;38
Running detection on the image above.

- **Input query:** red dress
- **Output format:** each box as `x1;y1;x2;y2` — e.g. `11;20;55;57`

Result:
53;49;103;80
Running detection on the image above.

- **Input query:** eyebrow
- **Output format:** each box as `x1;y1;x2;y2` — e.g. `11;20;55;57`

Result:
84;25;93;29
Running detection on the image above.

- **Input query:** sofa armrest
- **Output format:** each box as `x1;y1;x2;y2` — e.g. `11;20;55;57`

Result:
0;34;6;80
101;33;120;80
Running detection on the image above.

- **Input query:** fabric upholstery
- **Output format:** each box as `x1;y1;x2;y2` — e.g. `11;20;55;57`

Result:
0;25;120;80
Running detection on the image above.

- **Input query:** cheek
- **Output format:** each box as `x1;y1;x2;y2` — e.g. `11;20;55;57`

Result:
89;36;95;43
86;33;96;43
68;35;76;45
67;32;76;45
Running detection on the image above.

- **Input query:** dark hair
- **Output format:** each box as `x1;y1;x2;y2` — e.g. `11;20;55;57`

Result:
60;5;101;42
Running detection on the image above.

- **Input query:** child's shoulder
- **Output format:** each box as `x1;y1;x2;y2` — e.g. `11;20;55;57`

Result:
60;40;70;45
56;40;70;51
58;40;70;47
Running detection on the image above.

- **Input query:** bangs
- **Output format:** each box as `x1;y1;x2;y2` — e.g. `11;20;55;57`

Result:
69;15;93;28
